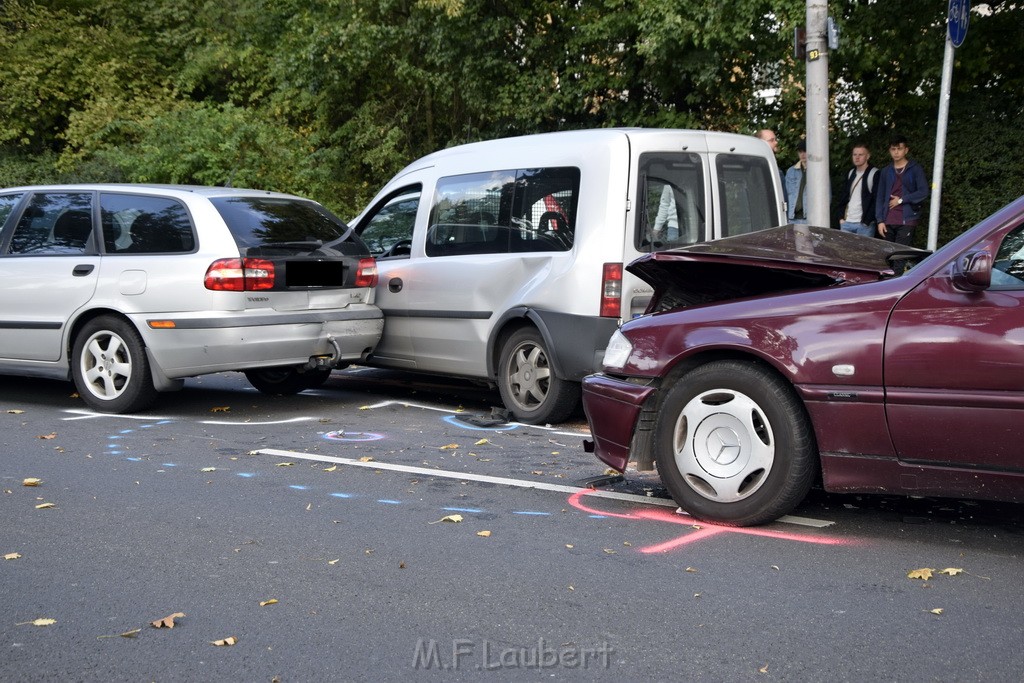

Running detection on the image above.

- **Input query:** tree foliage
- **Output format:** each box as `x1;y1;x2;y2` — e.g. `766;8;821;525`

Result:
0;0;1021;241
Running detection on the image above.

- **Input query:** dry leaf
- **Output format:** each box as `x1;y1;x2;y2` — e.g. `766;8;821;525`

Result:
438;444;459;450
907;568;934;581
771;565;780;571
260;599;278;607
4;552;22;560
399;561;406;569
565;544;574;549
358;456;374;462
324;465;337;472
211;636;237;646
476;530;491;537
328;559;340;565
6;409;25;414
210;406;230;413
603;549;616;554
22;478;42;487
568;585;575;591
939;568;964;576
694;593;702;598
151;612;185;629
200;467;216;473
276;462;294;467
760;664;769;674
929;608;944;615
359;405;370;410
474;439;490;446
35;502;56;509
30;618;57;627
685;567;698;573
531;470;543;475
38;433;57;440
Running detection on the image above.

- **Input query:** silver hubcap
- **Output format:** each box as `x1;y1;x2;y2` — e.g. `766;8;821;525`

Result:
672;389;775;503
506;342;550;410
81;331;132;400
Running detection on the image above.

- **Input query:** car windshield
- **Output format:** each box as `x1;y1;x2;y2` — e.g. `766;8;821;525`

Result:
211;197;353;252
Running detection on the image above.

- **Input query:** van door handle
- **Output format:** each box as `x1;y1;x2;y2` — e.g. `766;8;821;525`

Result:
388;277;403;293
72;264;95;277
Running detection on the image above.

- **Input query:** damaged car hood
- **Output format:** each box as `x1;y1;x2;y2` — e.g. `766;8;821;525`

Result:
630;224;930;312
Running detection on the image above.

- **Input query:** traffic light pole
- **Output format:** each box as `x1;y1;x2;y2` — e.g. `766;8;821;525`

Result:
805;0;831;228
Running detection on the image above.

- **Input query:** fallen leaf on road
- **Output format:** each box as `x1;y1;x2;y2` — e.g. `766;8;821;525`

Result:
399;561;406;569
358;456;374;462
565;544;574;549
200;467;216;473
474;439;489;446
685;567;698;573
259;599;278;607
328;559;340;565
476;530;491;537
429;514;463;524
276;462;294;467
38;433;57;440
211;636;237;646
17;618;56;627
939;568;964;576
210;406;230;413
151;612;185;629
359;405;370;410
439;444;459;450
324;465;337;472
6;409;24;414
930;608;944;615
531;470;543;475
603;549;616;554
22;478;42;487
5;552;22;560
760;664;769;674
35;502;56;509
908;568;934;581
98;628;142;639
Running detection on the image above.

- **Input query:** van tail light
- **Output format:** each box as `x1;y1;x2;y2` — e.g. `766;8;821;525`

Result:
204;258;275;291
600;262;623;318
355;257;379;288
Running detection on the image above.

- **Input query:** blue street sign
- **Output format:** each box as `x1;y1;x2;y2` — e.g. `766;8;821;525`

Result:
948;0;970;48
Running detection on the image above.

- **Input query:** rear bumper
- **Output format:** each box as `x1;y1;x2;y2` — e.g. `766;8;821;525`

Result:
133;306;384;377
581;373;656;472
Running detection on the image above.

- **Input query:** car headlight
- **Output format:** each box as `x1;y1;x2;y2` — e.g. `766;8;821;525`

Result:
601;329;633;369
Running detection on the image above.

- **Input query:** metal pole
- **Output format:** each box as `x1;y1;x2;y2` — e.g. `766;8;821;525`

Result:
928;38;955;252
805;0;830;228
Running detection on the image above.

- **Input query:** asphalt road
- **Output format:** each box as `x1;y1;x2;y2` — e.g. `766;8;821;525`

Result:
2;368;1023;681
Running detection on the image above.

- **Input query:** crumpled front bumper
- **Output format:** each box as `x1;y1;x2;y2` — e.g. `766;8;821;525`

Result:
581;373;656;472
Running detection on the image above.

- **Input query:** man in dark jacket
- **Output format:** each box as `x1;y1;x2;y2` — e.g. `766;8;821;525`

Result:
875;135;930;247
836;143;879;237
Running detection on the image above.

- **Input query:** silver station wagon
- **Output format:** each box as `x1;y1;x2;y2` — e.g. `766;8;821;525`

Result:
0;184;383;413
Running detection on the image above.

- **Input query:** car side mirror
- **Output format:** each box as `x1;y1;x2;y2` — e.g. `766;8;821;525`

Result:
951;250;992;292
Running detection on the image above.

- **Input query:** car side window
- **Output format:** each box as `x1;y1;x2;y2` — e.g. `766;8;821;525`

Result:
359;188;421;258
7;192;93;255
0;193;23;228
426;167;579;257
101;193;195;254
991;223;1024;289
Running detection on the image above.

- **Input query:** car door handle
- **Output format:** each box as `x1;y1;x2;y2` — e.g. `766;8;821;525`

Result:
388;277;403;293
73;264;95;277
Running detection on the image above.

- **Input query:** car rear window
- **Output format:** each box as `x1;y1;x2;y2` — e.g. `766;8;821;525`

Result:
211;197;353;252
0;193;23;227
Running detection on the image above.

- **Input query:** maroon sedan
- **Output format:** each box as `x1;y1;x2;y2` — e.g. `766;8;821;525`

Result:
583;196;1024;526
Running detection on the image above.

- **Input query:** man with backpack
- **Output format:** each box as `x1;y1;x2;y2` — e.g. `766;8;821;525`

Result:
836;143;879;237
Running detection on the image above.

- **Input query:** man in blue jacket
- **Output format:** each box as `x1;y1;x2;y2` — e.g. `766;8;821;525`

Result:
875;135;930;247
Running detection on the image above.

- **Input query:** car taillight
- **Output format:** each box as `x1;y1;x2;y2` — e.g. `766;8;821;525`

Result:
204;258;275;291
355;257;378;288
600;262;622;318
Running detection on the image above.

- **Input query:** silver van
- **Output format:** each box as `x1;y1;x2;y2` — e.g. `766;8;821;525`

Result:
350;128;784;424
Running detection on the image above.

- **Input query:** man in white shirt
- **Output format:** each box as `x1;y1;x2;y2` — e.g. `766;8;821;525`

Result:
837;143;879;237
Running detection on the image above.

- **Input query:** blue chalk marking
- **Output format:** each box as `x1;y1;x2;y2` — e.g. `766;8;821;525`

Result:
125;457;141;461
289;485;309;490
237;473;256;478
377;499;402;505
107;436;122;440
162;463;177;467
330;492;353;498
106;451;122;455
442;415;517;432
443;506;483;513
512;511;551;516
589;514;608;519
323;431;384;442
119;429;133;434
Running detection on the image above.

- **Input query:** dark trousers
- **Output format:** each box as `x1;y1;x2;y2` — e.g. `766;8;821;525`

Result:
882;224;915;246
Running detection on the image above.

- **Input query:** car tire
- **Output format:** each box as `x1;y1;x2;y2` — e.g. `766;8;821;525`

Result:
245;367;329;395
72;316;158;413
653;360;816;526
497;327;579;424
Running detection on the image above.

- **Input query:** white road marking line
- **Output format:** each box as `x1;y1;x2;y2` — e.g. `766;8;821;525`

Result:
62;410;174;421
358;399;590;438
251;448;833;528
200;417;316;426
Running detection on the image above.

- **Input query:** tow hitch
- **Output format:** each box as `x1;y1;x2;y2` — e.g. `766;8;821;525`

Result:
305;335;342;370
